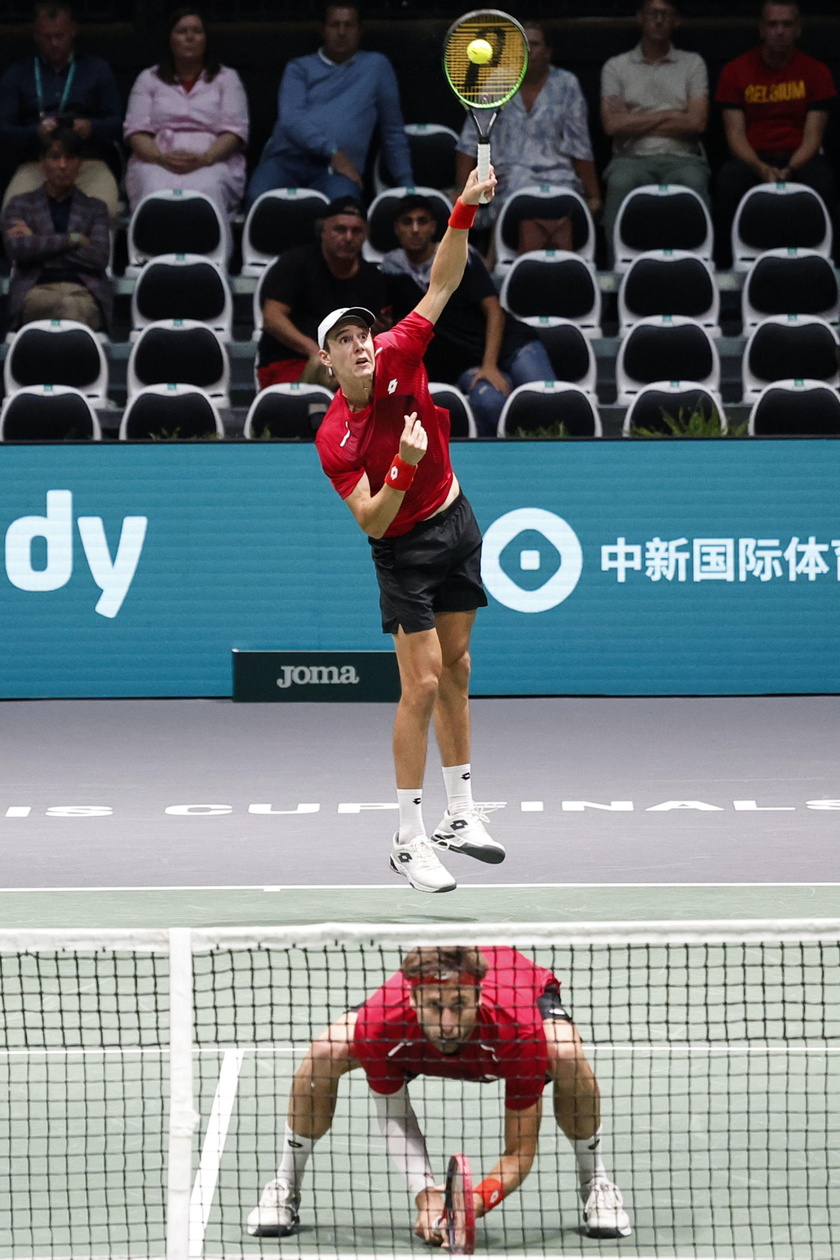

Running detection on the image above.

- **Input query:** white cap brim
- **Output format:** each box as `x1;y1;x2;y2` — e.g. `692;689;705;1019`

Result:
317;306;376;351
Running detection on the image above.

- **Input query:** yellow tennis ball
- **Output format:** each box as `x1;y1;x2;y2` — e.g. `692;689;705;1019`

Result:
467;38;494;65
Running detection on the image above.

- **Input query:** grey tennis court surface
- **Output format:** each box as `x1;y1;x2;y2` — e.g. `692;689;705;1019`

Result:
0;695;838;905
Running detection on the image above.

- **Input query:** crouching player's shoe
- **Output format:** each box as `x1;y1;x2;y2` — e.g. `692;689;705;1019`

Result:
432;805;506;864
581;1179;632;1239
390;834;457;893
246;1179;300;1237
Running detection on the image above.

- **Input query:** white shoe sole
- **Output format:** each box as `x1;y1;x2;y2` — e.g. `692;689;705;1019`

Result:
389;853;456;893
246;1212;299;1238
431;831;506;864
584;1223;632;1239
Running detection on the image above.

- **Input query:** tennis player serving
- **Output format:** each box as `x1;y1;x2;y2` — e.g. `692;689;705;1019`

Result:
313;166;503;895
247;945;632;1242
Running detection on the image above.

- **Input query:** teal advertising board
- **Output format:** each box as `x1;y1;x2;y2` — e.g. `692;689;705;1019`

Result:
0;441;838;697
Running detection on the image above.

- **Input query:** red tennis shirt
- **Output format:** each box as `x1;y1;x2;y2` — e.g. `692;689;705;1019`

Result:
352;947;559;1111
716;47;836;153
314;312;454;538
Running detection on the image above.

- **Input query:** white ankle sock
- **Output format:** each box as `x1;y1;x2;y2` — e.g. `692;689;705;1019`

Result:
573;1128;608;1186
276;1123;314;1190
442;764;474;814
397;789;425;843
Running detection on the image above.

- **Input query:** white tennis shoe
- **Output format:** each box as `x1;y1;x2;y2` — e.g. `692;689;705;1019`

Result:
581;1179;632;1238
246;1178;300;1237
432;805;506;864
390;834;457;893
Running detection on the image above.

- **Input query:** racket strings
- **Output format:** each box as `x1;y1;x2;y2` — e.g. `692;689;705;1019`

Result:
444;13;527;108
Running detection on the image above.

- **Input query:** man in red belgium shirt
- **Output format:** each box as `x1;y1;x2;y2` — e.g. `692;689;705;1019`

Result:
246;945;632;1243
310;165;506;897
715;0;837;262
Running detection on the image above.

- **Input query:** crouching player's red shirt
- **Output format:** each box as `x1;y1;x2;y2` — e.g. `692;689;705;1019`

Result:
352;946;560;1111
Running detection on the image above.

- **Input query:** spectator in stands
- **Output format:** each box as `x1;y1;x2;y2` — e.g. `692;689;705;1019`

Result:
382;193;555;438
715;1;837;262
256;195;389;391
455;22;602;219
123;8;249;221
246;4;412;208
600;0;709;259
1;127;111;333
0;1;121;220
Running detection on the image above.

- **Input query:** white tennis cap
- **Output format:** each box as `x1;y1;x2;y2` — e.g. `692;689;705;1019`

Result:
317;306;375;350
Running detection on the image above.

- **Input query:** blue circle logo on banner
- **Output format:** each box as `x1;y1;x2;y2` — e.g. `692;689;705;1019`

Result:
481;508;583;612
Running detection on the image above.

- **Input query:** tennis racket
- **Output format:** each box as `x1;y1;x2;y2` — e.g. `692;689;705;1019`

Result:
444;1153;475;1254
443;10;528;203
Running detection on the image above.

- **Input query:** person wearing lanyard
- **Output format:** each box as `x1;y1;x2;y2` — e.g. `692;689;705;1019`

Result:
0;2;122;219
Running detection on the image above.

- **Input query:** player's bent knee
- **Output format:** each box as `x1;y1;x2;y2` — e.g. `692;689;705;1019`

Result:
543;1019;589;1070
302;1015;359;1077
400;668;442;707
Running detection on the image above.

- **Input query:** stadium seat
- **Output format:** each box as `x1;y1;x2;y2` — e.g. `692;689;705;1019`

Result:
741;248;840;331
363;186;452;262
618;251;720;335
119;383;225;440
0;384;101;441
732;182;833;272
131;254;233;340
497;381;601;438
613;184;713;274
742;315;840;401
616;316;720;405
375;124;459;195
126;189;227;275
529;321;597;395
499;250;602;338
622;381;728;436
748;379;840;435
244;383;334;440
241;188;330;278
429;383;477;438
127;320;230;405
4;319;108;404
494;185;595;271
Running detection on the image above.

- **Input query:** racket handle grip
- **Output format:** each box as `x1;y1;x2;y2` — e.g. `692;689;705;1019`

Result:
476;142;490;204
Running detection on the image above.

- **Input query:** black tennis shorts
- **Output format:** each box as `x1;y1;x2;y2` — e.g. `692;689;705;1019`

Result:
369;493;489;635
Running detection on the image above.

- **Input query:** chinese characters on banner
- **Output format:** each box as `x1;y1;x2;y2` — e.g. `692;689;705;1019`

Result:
601;537;840;583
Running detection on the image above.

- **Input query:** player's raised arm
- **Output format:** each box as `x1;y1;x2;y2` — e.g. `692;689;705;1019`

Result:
413;164;496;327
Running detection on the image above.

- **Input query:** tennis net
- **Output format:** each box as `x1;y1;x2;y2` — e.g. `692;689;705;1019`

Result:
0;921;837;1260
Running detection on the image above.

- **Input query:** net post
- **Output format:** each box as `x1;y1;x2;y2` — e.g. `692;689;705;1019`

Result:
167;927;198;1260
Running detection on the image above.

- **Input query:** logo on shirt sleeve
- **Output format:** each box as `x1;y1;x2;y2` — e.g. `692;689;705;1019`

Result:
387;378;399;394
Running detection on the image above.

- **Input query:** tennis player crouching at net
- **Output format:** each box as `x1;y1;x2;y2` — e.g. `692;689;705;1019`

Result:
247;945;632;1242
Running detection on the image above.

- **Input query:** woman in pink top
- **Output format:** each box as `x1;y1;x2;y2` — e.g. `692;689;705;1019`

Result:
123;8;249;220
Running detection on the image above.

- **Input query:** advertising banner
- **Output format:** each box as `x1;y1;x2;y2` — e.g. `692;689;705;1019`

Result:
0;441;837;697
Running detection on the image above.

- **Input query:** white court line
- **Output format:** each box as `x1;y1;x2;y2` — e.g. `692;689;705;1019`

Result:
188;1047;244;1257
0;1252;759;1260
0;882;838;892
2;1044;837;1058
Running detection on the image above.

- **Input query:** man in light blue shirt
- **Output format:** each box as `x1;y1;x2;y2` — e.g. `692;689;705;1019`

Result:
246;4;412;206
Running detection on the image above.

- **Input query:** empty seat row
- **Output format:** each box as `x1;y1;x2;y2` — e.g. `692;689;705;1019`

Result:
6;311;839;412
3;377;839;442
615;314;840;404
114;179;836;290
4;319;231;405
